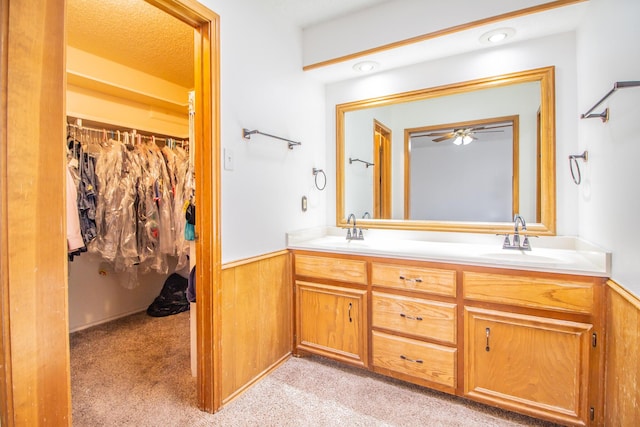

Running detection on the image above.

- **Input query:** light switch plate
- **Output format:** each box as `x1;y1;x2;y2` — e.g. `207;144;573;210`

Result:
224;148;234;170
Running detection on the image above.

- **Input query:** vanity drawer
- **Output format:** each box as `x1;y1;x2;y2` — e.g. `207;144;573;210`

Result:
372;330;456;388
294;254;367;285
463;272;594;314
372;263;456;297
372;292;457;344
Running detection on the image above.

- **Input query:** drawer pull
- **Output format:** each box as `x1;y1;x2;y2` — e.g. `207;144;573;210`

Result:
399;275;423;283
348;302;353;323
400;354;423;364
400;313;423;321
485;327;491;352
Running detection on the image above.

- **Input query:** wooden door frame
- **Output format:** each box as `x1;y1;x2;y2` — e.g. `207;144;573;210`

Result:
148;0;221;412
0;0;221;423
373;120;392;219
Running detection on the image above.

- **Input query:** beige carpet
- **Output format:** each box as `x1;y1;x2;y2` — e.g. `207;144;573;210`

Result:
70;311;558;426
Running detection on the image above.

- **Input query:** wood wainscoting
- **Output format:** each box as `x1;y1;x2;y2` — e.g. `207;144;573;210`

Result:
604;280;640;424
220;250;292;404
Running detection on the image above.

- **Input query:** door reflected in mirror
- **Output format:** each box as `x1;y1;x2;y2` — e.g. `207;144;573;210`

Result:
337;66;555;235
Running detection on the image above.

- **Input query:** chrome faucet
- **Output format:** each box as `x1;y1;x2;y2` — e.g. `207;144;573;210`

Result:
346;213;364;240
501;214;531;250
513;214;526;247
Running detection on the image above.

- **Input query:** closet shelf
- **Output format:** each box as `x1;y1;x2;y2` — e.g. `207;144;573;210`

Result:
67;71;189;114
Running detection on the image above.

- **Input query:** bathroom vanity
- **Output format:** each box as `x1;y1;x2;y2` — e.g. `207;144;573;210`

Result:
289;228;610;426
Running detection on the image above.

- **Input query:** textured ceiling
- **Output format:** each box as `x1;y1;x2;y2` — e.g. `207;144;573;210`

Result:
67;0;194;88
66;1;584;86
66;0;388;89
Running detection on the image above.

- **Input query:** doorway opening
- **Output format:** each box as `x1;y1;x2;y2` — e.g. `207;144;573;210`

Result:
65;0;219;414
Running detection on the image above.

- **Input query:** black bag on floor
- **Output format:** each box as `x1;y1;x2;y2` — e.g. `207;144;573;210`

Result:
146;273;190;317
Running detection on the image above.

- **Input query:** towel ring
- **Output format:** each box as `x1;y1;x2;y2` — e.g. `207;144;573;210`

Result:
569;151;588;185
313;168;326;191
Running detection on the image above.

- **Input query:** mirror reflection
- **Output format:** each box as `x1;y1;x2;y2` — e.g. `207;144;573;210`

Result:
337;67;556;235
406;116;519;222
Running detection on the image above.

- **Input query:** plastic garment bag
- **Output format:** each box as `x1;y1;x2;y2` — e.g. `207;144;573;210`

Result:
88;138;191;281
91;140;125;262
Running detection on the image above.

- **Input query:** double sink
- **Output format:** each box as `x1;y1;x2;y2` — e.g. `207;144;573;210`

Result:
287;227;610;277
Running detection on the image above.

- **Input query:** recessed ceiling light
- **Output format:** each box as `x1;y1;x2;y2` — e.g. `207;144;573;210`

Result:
479;28;516;44
352;61;379;73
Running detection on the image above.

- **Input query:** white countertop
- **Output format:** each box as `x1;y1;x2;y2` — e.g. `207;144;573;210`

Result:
287;227;611;277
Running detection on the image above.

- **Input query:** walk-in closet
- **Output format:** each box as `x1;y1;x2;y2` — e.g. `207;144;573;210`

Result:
66;0;198;404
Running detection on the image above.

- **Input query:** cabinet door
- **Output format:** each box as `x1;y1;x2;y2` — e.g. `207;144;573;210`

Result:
465;307;592;426
295;281;368;367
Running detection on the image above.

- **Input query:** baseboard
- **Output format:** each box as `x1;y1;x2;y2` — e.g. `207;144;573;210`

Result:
69;308;148;333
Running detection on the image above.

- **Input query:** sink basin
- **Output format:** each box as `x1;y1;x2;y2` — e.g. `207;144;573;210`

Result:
305;236;371;250
476;250;569;264
287;227;610;276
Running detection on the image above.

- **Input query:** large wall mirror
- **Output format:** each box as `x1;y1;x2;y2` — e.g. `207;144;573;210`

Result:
336;66;556;235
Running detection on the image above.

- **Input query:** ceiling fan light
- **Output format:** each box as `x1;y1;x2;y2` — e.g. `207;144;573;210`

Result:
453;136;463;146
462;135;473;145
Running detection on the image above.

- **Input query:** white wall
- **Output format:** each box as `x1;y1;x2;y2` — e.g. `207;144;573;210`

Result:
411;133;513;222
576;0;640;295
201;0;327;263
326;32;578;235
68;255;188;332
302;0;552;67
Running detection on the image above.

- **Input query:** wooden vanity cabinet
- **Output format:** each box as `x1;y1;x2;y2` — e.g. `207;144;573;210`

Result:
464;271;603;426
370;262;458;392
292;250;605;426
293;253;368;367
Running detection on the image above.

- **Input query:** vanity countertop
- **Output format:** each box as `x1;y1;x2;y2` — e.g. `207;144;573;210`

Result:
287;227;610;277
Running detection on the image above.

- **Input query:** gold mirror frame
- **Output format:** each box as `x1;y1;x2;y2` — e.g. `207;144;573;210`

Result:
336;66;556;235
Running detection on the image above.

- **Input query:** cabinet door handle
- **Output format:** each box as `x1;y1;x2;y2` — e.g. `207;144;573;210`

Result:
399;275;423;283
400;313;423;321
400;354;423;364
348;302;353;323
485;327;491;352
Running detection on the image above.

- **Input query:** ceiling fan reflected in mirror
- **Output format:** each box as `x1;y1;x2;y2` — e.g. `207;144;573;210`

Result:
414;123;512;145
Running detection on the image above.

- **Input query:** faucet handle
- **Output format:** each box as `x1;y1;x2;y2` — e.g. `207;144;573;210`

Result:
346;228;352;240
498;234;511;249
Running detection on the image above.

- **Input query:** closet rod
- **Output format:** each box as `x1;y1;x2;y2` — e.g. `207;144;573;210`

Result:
67;116;188;145
580;81;640;122
242;128;301;150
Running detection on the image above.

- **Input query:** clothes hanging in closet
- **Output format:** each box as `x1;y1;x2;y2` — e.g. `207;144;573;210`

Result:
66;166;84;253
66;125;192;284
